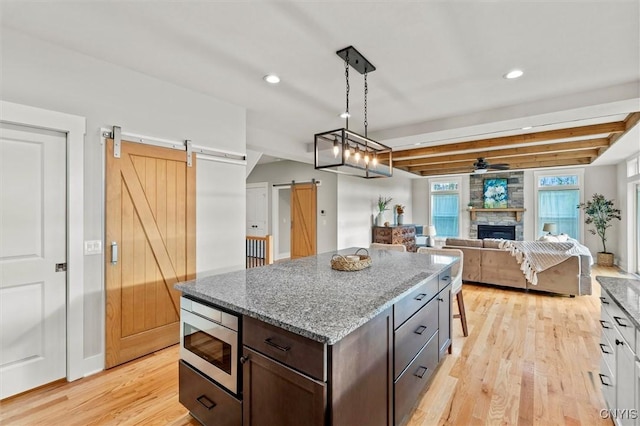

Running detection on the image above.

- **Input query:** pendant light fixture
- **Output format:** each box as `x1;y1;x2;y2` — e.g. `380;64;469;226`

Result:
314;46;393;178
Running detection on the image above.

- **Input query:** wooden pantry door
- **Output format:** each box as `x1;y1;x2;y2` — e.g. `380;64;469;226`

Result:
105;139;195;368
290;183;316;259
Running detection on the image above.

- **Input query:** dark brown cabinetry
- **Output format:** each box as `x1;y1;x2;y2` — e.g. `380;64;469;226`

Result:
372;225;416;252
179;361;242;426
181;265;453;426
242;347;326;426
438;283;452;360
242;308;393;426
393;270;452;426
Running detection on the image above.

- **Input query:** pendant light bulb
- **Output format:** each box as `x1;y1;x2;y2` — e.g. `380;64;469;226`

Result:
354;146;361;163
333;138;340;158
344;144;351;160
372;153;378;166
364;151;370;165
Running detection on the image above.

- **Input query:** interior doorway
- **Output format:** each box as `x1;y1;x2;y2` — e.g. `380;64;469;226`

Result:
0;123;67;399
272;186;291;260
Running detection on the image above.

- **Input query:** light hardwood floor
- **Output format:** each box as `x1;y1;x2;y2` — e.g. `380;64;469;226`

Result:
1;265;629;425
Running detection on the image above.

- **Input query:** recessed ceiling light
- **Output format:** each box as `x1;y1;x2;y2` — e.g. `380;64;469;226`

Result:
522;126;532;130
414;142;422;146
263;74;280;84
339;112;351;118
504;69;524;79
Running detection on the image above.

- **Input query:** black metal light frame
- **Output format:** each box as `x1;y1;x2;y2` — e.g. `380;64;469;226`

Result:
314;46;393;179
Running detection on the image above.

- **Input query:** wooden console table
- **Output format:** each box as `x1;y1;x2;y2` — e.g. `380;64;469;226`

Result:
372;225;417;252
469;208;526;222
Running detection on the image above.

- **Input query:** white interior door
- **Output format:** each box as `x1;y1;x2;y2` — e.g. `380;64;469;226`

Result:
246;183;267;236
0;123;67;399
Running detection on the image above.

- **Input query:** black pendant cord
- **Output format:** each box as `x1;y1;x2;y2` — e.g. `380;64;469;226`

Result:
344;51;350;130
364;71;368;138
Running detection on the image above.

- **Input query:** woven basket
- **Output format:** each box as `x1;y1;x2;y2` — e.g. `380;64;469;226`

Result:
331;248;372;272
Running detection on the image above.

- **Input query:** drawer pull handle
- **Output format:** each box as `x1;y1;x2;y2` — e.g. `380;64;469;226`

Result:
414;293;427;301
414;325;427;335
196;395;216;410
615;339;624;346
600;296;609;305
599;374;612;387
264;338;291;352
441;276;450;282
414;366;428;379
599;343;612;354
599;320;611;329
240;355;250;364
437;297;444;302
613;316;628;327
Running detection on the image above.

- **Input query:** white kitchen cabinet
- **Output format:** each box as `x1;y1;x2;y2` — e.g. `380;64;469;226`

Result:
600;290;639;426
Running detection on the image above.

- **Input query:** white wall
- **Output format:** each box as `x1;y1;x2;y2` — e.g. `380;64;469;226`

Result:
247;160;338;255
1;29;246;374
582;165;620;255
337;174;414;249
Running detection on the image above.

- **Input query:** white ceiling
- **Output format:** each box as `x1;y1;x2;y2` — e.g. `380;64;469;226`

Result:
2;1;639;169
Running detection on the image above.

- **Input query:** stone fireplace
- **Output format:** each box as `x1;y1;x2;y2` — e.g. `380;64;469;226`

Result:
469;171;524;240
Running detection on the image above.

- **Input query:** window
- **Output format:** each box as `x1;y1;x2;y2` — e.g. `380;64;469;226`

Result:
429;178;461;237
534;170;583;239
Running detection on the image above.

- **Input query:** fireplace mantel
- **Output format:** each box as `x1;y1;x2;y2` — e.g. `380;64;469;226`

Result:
469;208;526;222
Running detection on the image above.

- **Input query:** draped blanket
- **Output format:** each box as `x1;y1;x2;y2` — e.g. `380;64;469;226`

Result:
498;240;592;285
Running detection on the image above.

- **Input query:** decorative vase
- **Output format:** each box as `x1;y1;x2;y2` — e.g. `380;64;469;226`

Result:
376;212;385;227
597;252;614;267
397;214;404;225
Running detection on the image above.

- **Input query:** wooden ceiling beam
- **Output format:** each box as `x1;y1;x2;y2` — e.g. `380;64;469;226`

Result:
416;157;593;177
393;121;626;160
393;138;609;168
406;150;599;173
601;112;640;156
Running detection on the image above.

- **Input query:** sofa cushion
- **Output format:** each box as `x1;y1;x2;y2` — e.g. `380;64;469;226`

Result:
445;238;483;248
482;238;508;249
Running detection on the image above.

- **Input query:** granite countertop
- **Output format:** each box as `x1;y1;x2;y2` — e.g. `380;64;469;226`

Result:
596;275;640;328
176;248;458;345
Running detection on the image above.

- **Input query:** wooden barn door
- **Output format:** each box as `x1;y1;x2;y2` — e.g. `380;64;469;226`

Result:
290;183;316;259
105;139;195;368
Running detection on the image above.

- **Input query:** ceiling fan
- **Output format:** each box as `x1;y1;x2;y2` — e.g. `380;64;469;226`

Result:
472;157;510;174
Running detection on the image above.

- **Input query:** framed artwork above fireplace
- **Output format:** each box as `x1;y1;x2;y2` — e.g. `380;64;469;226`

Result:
483;178;508;208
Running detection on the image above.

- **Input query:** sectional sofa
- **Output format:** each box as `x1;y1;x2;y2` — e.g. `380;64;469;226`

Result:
444;238;592;296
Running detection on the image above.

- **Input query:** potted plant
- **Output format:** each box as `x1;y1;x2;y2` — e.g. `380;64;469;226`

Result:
395;204;405;225
577;193;621;266
467;201;474;211
376;195;392;226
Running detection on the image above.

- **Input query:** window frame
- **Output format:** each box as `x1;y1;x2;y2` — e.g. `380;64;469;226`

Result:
533;168;584;240
428;176;462;238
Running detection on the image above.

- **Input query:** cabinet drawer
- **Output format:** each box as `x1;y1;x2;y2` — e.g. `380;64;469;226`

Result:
243;316;326;381
599;338;616;377
394;276;439;329
600;356;616;410
394;299;438;379
179;361;241;426
601;292;636;349
394;332;439;426
438;270;452;291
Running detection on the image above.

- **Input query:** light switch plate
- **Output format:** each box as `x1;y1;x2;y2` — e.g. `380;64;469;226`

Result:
84;240;103;255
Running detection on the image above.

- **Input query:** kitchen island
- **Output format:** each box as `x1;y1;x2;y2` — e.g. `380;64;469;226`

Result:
176;248;458;426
